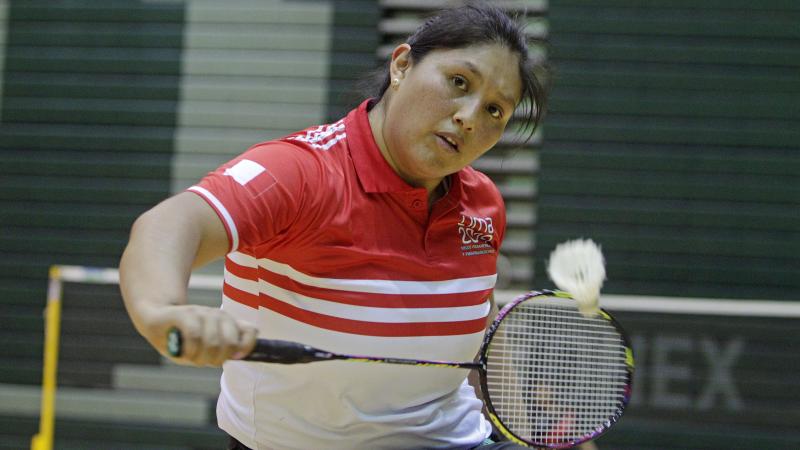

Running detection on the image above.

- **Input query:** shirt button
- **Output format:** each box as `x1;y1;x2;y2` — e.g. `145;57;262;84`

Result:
411;199;424;209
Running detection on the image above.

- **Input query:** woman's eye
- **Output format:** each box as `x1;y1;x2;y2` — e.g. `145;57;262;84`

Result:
488;105;503;119
452;75;467;91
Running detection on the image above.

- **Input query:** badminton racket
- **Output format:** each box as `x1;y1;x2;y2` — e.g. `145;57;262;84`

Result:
167;290;634;448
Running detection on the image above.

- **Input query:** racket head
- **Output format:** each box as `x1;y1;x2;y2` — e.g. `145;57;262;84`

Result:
478;290;634;448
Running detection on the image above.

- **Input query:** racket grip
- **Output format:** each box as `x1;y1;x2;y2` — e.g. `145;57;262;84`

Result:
166;328;331;364
246;339;332;364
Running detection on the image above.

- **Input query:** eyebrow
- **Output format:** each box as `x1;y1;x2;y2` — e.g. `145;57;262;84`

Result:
456;60;518;108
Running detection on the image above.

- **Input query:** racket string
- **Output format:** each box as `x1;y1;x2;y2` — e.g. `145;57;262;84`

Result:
485;299;630;445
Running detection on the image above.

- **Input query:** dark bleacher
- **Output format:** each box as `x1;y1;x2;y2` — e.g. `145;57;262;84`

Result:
535;0;800;300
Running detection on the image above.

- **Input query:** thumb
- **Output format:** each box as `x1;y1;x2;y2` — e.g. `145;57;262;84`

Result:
232;321;258;360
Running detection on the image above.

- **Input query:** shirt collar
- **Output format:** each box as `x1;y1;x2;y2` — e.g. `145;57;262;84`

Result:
345;99;424;194
344;99;464;211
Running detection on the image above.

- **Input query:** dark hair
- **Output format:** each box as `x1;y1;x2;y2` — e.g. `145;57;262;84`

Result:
364;1;547;142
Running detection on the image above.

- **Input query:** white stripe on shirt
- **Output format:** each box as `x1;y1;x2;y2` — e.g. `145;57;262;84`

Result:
227;252;497;295
223;270;490;323
188;186;239;252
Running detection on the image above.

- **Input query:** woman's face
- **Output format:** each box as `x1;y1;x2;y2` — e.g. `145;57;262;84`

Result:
376;43;523;190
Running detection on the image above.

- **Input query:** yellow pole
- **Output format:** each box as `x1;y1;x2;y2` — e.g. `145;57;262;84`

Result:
31;266;63;450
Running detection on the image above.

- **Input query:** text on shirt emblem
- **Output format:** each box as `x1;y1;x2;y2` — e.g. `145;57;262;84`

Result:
458;214;495;256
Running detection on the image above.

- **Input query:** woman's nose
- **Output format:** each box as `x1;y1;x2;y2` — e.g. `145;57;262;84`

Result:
453;100;479;132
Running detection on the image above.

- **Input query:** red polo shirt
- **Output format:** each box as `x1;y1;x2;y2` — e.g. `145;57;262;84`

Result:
188;99;505;449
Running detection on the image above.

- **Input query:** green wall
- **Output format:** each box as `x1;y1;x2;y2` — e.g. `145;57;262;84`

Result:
0;0;183;385
540;1;800;448
536;0;800;300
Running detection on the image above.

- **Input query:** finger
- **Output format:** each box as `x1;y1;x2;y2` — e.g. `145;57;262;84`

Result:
179;316;204;363
216;315;241;365
201;314;223;366
235;321;258;359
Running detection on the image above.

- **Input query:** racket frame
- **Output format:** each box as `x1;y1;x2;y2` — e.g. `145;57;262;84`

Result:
477;289;635;448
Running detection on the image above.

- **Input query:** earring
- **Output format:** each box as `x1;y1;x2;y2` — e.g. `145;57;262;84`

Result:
392;78;400;87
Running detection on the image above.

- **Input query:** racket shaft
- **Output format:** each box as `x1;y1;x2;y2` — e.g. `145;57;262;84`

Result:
347;354;480;369
247;340;480;369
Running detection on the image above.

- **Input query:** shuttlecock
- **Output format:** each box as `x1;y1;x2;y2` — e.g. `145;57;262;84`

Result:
547;239;606;317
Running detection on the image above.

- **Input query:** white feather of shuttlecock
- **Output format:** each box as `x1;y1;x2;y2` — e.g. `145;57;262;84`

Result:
547;239;606;317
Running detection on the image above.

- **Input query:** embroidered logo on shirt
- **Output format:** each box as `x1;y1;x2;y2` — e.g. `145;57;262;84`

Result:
458;214;495;256
224;159;277;197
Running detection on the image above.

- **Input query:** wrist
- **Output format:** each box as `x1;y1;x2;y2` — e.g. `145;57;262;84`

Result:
128;301;175;348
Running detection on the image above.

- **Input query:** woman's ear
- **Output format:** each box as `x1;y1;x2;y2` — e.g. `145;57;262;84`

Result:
390;43;412;81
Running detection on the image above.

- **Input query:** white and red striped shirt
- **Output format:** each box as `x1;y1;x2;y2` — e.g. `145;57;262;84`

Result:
188;100;506;449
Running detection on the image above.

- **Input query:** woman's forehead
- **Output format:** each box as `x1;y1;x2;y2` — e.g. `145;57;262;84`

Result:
422;44;523;104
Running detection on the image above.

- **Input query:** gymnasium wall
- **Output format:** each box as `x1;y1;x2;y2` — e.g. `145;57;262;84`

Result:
538;1;800;448
0;0;379;382
535;0;800;300
0;0;185;384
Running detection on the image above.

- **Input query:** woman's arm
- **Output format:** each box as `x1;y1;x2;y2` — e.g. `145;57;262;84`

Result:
119;192;257;366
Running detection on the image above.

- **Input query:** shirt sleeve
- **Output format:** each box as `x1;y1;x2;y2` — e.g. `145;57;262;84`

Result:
187;142;321;253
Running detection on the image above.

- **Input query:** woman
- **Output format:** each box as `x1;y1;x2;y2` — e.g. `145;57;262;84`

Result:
120;2;548;449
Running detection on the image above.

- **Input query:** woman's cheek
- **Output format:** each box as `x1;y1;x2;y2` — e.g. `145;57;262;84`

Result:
477;123;500;148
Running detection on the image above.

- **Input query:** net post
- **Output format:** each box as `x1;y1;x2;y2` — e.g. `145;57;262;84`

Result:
31;265;63;450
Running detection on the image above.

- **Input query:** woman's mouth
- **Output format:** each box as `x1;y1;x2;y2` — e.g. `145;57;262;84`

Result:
435;134;459;153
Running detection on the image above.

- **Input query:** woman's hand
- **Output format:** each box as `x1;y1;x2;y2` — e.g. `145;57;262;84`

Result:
120;192;254;367
138;303;258;367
